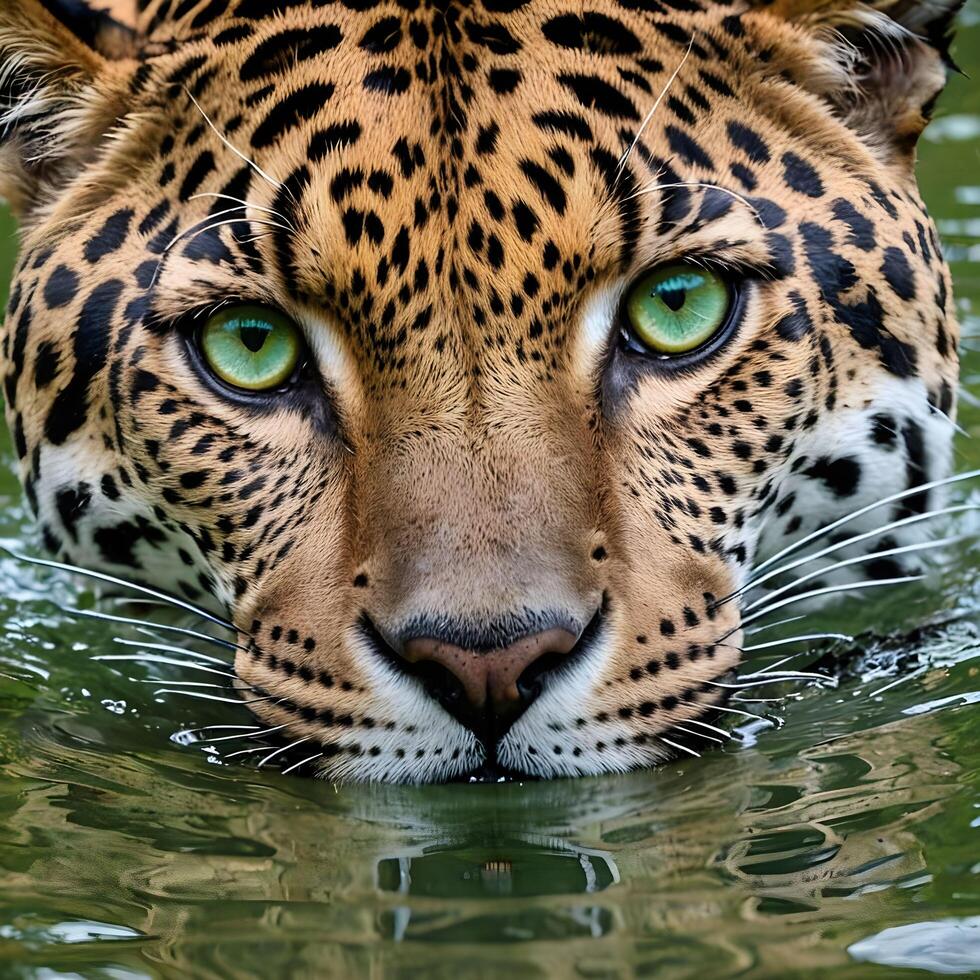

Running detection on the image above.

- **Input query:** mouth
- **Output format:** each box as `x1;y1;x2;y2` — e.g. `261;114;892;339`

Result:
360;601;608;772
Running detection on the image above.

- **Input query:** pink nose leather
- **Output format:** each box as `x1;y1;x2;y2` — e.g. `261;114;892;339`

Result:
402;627;579;716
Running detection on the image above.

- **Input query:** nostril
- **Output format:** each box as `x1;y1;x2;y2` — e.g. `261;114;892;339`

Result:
515;648;570;704
412;658;469;711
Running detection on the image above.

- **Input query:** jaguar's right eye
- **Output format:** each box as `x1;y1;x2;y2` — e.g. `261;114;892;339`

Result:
623;264;734;357
198;305;303;392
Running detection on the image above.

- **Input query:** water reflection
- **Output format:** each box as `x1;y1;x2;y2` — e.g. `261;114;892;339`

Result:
0;679;965;975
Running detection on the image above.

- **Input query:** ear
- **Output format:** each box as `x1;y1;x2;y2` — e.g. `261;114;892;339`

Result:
754;0;962;165
0;0;137;218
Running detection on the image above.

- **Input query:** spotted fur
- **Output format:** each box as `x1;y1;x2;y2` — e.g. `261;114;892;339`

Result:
0;0;961;781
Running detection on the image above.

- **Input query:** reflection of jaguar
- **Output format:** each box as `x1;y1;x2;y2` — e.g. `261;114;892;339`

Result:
0;706;953;974
0;0;962;782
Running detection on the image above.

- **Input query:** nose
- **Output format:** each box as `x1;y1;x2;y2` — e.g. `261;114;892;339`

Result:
400;627;580;739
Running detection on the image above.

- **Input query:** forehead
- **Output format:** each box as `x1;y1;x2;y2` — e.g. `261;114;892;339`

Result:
140;1;859;371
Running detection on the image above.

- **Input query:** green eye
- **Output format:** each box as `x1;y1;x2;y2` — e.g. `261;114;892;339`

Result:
200;305;302;391
624;264;731;355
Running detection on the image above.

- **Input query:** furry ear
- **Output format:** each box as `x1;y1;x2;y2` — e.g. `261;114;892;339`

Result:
0;0;137;218
753;0;962;164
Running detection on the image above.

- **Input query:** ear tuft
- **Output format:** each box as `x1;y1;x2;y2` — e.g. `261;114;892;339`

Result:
0;0;135;217
753;0;963;164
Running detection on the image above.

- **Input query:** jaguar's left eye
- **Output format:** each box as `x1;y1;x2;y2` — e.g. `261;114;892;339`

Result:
623;264;732;356
199;305;302;392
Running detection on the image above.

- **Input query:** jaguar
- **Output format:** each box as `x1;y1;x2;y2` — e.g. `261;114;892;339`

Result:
0;0;963;782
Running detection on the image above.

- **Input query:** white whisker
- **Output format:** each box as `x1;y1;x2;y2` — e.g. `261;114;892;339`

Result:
750;467;980;578
61;606;241;652
202;724;288;744
152;690;275;705
281;752;324;776
258;735;313;768
745;616;807;636
734;507;976;606
868;665;930;697
188;192;294;228
660;736;700;758
185;89;285;193
743;632;854;652
673;724;723;744
223;745;273;759
740;575;923;628
112;637;232;667
743;532;964;613
680;699;780;726
616;39;693;181
0;547;236;632
93;653;234;677
678;717;733;739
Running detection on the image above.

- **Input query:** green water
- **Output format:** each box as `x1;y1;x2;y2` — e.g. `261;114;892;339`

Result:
1;24;979;980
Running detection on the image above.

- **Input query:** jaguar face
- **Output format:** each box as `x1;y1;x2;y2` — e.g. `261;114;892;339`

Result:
0;0;960;781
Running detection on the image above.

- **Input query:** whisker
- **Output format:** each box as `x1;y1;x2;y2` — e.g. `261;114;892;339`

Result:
749;467;980;579
616;39;693;182
742;632;854;652
281;752;324;776
742;533;963;614
223;745;273;759
660;736;700;758
152;689;275;705
677;717;733;739
258;735;313;768
753;652;808;672
185;89;286;194
740;574;923;629
738;668;836;683
201;724;288;744
744;615;807;636
868;665;930;697
928;402;970;439
133;679;237;690
188;192;295;229
163;215;293;257
0;547;237;633
112;637;232;667
629;180;761;223
61;606;241;652
177;725;261;737
709;674;834;690
673;724;723;744
680;699;781;726
93;653;235;678
733;506;976;607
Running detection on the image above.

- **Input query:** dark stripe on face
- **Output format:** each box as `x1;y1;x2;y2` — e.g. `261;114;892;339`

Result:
251;83;335;149
45;279;124;445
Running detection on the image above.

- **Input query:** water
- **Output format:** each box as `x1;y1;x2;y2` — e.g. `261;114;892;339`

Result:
0;18;979;980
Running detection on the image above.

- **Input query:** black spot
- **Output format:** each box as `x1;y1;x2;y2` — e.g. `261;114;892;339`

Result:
541;13;642;54
726;120;770;163
881;247;916;301
557;73;639;120
43;265;79;309
240;24;343;81
84;210;133;263
803;456;861;497
831;199;875;251
251;82;334;148
781;152;823;197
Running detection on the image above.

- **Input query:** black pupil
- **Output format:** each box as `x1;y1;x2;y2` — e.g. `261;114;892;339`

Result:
659;287;686;312
239;322;270;353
